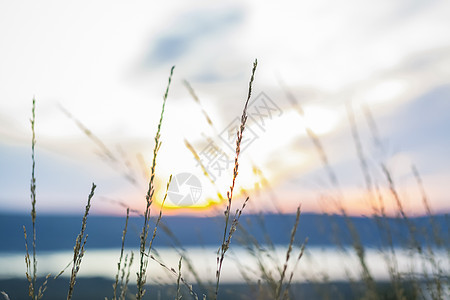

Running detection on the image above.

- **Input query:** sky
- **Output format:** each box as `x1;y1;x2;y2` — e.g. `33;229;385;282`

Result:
1;0;449;216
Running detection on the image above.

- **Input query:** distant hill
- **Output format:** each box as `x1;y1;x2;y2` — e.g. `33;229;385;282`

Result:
0;213;448;252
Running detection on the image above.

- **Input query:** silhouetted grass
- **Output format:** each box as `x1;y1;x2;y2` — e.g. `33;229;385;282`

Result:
112;207;132;300
5;61;448;300
67;183;96;300
136;65;175;299
215;59;257;299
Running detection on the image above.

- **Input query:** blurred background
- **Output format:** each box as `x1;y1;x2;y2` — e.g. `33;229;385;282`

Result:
1;0;450;216
0;1;449;299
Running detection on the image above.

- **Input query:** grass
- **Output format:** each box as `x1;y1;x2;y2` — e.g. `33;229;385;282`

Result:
137;65;175;300
67;183;96;300
112;207;133;300
215;58;257;299
1;60;448;300
23;97;39;299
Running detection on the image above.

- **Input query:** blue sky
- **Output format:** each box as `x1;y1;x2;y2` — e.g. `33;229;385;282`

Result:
0;0;449;216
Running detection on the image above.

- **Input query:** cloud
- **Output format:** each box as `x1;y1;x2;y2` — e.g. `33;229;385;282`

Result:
144;7;243;66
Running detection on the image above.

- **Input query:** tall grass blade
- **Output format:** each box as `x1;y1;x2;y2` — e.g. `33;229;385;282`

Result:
136;65;175;299
215;58;258;299
67;183;96;300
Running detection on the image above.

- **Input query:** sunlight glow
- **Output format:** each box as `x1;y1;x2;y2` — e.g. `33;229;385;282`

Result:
303;105;341;135
1;0;449;217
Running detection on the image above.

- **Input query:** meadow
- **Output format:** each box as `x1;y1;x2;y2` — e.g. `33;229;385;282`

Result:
0;60;448;300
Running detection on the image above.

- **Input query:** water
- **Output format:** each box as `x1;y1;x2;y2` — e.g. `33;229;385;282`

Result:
0;246;447;284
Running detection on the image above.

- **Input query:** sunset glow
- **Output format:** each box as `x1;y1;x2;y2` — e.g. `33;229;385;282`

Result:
0;1;449;217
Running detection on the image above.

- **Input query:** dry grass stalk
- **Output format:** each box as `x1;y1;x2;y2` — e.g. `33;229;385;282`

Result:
361;104;444;298
215;197;249;295
225;197;249;251
368;104;447;297
23;98;50;300
235;224;279;293
149;254;199;300
27;97;38;299
23;226;35;298
113;208;131;300
374;183;405;299
108;251;134;300
158;222;207;291
214;59;257;299
137;152;151;180
411;165;445;299
184;139;225;203
382;164;435;298
362;104;383;152
176;257;183;300
147;175;172;258
346;103;375;205
233;197;288;296
136;65;175;299
67;183;96;300
280;83;377;296
362;103;413;298
100;196;143;216
183;80;214;128
252;165;283;214
381;164;410;222
234;208;307;300
278;77;340;195
345;103;382;298
363;104;440;298
183;81;236;205
412;165;444;247
282;238;308;300
382;165;425;249
275;206;301;300
58;104;117;163
124;252;135;299
59;104;140;186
